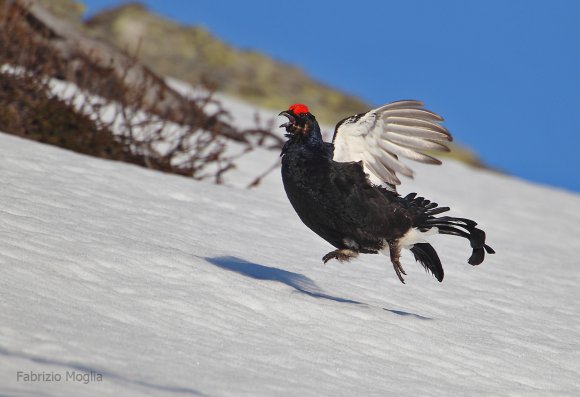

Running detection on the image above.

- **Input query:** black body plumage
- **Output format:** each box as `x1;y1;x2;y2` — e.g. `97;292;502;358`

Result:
279;105;494;283
282;135;412;252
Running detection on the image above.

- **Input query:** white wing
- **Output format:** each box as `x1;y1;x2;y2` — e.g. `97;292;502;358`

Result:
332;100;452;189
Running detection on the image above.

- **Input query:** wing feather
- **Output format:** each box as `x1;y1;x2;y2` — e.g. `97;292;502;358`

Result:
360;152;400;185
385;123;451;142
375;100;425;111
367;143;413;177
386;116;451;137
333;100;452;189
378;139;443;164
384;133;450;152
382;108;444;122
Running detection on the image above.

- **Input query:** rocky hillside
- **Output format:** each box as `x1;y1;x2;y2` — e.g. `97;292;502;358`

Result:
36;0;483;167
83;3;369;124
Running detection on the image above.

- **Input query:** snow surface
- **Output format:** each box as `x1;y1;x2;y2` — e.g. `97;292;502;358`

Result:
1;95;580;396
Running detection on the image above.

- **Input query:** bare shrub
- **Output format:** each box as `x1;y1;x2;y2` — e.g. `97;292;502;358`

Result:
0;0;283;184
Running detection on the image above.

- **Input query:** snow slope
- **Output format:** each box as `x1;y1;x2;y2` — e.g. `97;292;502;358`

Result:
1;107;580;396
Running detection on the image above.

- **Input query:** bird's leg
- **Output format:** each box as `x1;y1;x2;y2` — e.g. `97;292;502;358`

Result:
322;249;359;264
388;241;407;284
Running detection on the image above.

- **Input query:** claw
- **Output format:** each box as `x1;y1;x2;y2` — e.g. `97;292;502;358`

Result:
388;240;406;284
322;249;358;264
393;262;407;284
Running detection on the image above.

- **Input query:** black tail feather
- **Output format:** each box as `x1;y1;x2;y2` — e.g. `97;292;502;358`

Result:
410;243;444;282
484;245;495;254
424;207;450;216
469;247;485;266
433;219;493;266
400;193;495;266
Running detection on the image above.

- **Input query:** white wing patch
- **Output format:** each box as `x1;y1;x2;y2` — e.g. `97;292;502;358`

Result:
332;100;452;189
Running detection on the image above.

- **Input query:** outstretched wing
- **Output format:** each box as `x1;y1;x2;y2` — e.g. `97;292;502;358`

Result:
332;100;452;189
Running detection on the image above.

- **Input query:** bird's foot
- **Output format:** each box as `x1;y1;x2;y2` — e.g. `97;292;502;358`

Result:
322;249;358;264
392;260;407;284
388;240;407;284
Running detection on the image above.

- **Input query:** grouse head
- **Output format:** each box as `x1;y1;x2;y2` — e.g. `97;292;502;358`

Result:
279;104;322;143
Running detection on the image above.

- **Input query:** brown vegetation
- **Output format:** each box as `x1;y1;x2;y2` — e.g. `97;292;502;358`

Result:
0;0;282;184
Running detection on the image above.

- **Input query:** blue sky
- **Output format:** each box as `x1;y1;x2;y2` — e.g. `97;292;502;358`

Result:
82;0;580;193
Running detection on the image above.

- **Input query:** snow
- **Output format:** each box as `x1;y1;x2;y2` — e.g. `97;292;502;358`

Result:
1;92;580;396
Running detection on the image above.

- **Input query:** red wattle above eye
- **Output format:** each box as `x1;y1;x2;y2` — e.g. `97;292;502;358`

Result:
289;103;309;115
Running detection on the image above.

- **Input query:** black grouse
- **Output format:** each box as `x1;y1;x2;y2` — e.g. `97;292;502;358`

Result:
279;102;494;283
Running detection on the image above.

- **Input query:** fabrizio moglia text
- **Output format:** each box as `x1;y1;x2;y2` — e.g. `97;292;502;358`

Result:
17;370;103;384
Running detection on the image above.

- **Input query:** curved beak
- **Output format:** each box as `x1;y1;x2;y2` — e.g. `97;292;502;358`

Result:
278;111;295;128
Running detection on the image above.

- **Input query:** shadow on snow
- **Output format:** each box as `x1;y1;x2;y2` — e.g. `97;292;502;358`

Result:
205;256;431;320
